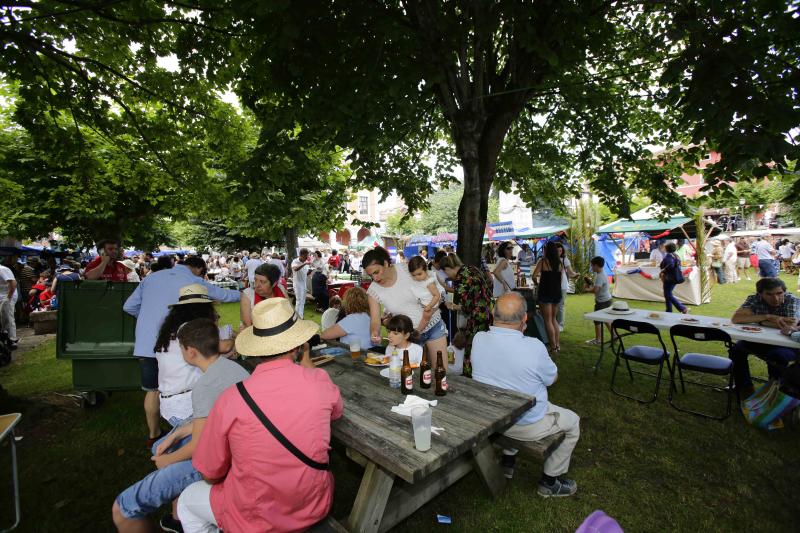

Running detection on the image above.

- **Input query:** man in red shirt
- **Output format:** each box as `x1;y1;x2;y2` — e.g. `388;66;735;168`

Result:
85;238;128;282
177;298;342;532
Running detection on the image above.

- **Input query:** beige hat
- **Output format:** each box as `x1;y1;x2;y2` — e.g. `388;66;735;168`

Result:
235;298;319;357
121;259;137;270
169;283;215;307
607;300;634;315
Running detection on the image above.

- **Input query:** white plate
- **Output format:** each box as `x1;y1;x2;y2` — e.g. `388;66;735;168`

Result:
380;368;413;379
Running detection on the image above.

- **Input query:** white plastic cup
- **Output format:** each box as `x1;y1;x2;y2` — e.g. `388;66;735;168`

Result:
410;406;432;452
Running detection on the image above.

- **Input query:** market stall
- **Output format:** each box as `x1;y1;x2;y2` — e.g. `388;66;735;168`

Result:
598;212;717;306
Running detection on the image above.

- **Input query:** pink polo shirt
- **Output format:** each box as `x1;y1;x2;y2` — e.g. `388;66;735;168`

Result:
192;358;343;533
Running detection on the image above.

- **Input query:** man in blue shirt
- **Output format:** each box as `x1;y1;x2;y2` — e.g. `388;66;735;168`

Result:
472;292;581;498
123;256;240;446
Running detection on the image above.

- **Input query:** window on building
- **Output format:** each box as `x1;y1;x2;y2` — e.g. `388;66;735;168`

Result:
359;195;369;215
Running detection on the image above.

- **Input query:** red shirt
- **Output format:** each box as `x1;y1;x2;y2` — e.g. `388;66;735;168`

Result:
327;255;341;269
193;359;343;533
85;256;128;282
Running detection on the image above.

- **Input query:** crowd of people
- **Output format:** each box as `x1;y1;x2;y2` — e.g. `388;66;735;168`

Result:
4;232;798;530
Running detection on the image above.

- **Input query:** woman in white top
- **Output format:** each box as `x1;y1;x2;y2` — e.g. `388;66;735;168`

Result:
363;247;448;358
492;241;516;297
153;284;234;427
555;242;577;330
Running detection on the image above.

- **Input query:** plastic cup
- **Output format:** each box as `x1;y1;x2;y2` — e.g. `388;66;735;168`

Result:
410;406;432;452
349;339;361;362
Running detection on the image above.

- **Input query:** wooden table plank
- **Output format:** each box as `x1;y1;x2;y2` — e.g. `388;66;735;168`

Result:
321;354;532;483
346;462;395;533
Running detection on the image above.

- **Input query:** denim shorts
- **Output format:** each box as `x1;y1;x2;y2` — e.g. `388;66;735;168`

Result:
418;319;447;345
117;424;199;519
138;357;159;392
116;459;202;519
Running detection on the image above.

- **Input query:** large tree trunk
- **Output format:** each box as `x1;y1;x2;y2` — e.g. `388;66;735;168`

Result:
284;227;299;264
457;155;491;267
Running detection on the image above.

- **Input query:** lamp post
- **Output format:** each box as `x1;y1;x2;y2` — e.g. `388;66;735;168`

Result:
739;198;746;230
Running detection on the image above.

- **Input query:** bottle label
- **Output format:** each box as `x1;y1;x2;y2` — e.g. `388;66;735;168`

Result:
404;375;413;389
441;376;448;390
422;370;432;384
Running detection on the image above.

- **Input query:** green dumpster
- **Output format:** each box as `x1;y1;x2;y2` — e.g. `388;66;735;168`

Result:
55;281;141;406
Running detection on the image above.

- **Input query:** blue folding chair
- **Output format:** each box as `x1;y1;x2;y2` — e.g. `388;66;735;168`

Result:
610;319;671;404
668;325;735;420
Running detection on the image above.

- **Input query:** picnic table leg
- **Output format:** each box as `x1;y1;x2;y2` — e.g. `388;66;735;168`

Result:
347;460;395;533
471;438;506;498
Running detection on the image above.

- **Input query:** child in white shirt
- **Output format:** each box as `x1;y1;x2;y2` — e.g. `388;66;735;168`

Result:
408;256;443;332
384;314;423;366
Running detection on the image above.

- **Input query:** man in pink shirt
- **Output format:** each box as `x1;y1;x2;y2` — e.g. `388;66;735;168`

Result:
177;298;342;532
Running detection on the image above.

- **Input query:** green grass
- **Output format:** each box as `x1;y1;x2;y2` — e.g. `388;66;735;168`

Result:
0;278;798;532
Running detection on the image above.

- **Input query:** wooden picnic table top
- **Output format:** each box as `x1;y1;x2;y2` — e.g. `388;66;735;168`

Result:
316;349;533;484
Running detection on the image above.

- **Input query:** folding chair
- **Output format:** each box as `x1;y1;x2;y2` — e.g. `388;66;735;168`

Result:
610;319;671;404
668;325;735;420
1;413;21;531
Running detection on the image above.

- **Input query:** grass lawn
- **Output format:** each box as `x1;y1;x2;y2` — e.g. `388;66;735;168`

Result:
1;276;799;532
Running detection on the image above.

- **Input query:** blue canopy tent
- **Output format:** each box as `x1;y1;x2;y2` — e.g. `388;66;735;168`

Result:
404;235;432;259
595;234;646;277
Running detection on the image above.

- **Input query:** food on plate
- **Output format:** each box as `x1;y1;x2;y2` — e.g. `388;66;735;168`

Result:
364;354;390;366
648;312;661;319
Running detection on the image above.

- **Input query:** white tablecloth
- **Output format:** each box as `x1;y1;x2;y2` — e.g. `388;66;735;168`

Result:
612;265;709;306
584;308;800;349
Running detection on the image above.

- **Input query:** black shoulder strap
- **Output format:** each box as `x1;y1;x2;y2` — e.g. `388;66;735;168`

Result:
236;382;329;471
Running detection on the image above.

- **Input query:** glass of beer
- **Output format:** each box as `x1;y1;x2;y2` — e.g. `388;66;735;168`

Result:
349;339;361;363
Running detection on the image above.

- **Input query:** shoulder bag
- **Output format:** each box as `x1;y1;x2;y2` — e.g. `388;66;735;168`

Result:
236;382;330;470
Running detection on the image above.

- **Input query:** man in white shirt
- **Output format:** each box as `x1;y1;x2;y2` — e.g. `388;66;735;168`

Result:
723;236;739;283
244;252;263;288
291;248;311;318
0;263;18;345
270;253;286;279
752;234;778;278
472;292;580;498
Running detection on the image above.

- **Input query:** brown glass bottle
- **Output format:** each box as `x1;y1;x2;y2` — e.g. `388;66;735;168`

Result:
420;349;432;388
401;349;413;395
435;351;447;396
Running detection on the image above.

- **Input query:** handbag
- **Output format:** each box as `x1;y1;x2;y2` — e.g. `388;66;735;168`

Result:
236;382;330;470
741;380;800;430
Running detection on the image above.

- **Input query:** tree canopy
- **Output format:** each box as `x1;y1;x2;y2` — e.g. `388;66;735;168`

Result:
1;1;797;261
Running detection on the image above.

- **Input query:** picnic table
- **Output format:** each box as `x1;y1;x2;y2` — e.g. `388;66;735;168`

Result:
315;346;533;533
584;307;800;373
208;279;239;290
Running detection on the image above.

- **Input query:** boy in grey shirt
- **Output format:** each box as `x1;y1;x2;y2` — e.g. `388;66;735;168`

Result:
113;318;249;532
586;257;613;345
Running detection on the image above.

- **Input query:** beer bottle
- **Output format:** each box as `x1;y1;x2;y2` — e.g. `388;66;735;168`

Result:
435;351;447;396
420;348;432;388
401;349;413;395
462;356;472;378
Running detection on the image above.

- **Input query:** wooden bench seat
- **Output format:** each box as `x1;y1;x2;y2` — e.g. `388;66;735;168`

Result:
492;431;566;462
306;515;348;533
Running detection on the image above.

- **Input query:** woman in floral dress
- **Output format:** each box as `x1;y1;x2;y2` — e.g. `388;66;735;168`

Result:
441;254;493;377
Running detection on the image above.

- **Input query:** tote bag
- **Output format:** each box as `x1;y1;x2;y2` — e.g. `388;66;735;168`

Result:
741;381;800;430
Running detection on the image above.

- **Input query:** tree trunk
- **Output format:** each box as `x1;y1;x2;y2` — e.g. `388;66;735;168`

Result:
284;227;299;264
457;155;491;267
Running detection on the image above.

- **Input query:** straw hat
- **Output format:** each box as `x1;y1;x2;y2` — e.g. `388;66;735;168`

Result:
169;283;215;307
235;298;319;357
607;301;634;315
121;259;137;270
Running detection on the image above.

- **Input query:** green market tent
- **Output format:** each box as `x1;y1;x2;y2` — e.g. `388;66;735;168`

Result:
516;224;570;239
354;235;383;250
